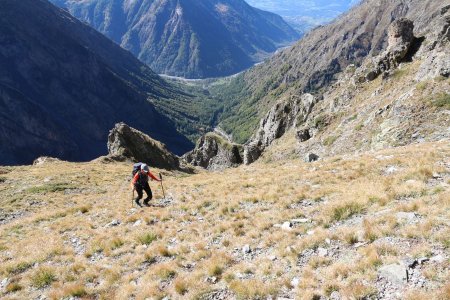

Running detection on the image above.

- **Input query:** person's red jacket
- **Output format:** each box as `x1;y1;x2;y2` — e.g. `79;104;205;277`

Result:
131;170;160;185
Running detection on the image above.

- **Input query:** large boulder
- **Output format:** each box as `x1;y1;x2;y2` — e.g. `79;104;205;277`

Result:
107;123;180;170
361;18;416;81
183;133;243;171
244;93;317;164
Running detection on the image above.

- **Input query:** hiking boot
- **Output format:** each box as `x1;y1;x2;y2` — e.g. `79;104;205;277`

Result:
135;198;142;207
143;198;150;206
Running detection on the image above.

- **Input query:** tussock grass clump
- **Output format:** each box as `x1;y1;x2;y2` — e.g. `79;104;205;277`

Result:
229;279;278;299
431;92;450;109
5;281;22;293
173;277;189;295
32;267;56;288
109;237;124;250
330;201;365;222
154;265;176;280
138;233;158;245
63;283;88;297
6;261;34;275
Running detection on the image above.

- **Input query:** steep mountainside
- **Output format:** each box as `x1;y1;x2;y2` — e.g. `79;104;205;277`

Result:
245;11;450;165
0;0;194;165
213;0;448;143
51;0;299;79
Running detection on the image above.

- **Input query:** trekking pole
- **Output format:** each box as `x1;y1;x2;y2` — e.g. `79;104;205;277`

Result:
159;173;166;199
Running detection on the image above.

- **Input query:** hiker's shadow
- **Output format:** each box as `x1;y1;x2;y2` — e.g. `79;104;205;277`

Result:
147;203;166;208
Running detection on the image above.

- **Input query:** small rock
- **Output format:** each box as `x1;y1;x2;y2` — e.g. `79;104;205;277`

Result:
396;212;417;223
330;291;341;300
353;242;368;248
290;277;300;287
133;220;142;226
109;220;121;227
417;257;429;265
1;278;9;289
430;254;445;263
242;244;251;254
432;173;441;179
307;230;315;235
385;165;398;175
378;263;408;283
281;221;293;230
296;129;311;142
317;247;328;257
268;255;277;261
205;276;218;284
403;257;418;269
291;218;310;224
304;153;319;162
286;246;295;253
325;238;331;245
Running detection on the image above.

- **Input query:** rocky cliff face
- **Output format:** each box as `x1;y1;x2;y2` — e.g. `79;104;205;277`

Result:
183;133;243;171
244;94;316;164
52;0;299;79
0;0;192;165
107;123;180;171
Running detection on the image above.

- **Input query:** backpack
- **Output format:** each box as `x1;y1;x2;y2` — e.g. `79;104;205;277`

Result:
132;162;144;176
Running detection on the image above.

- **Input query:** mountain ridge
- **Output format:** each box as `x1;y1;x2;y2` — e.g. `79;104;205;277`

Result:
51;0;300;79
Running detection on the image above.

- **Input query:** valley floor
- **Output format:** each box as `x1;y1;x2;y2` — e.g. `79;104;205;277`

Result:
0;141;449;299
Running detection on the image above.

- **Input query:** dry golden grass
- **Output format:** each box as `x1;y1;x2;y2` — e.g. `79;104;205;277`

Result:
0;141;448;299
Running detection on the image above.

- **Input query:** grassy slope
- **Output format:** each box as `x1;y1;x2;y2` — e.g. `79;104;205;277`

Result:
0;142;448;299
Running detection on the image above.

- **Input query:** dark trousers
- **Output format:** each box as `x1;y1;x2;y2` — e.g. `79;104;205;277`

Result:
135;182;152;201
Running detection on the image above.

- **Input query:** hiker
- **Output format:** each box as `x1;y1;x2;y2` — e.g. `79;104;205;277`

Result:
131;163;161;207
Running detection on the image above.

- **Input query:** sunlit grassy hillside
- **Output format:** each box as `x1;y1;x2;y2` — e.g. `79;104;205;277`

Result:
0;142;449;299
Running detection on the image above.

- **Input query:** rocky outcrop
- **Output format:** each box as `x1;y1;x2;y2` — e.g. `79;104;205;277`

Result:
416;7;450;80
107;123;180;171
244;94;316;164
183;133;243;171
33;157;61;166
362;18;416;81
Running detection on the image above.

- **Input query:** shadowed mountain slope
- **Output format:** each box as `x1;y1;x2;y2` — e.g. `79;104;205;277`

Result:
0;0;193;165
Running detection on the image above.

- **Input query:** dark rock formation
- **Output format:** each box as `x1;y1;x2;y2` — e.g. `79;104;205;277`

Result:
51;0;299;79
304;153;319;162
296;129;311;142
0;0;192;165
107;123;180;171
183;133;243;171
244;94;316;164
